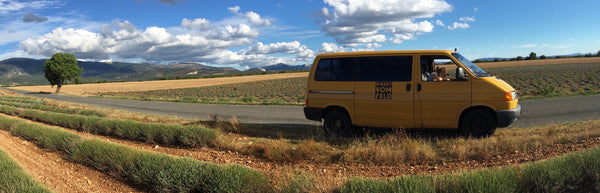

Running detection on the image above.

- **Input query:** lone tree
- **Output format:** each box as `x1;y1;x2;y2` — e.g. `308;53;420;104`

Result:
528;52;537;60
43;53;82;93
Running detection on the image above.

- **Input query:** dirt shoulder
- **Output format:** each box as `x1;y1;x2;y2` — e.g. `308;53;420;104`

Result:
0;128;142;193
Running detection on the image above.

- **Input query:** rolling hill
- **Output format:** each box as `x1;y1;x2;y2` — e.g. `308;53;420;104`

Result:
0;58;308;86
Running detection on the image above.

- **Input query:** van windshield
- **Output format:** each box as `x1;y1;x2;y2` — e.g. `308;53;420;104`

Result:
452;53;490;77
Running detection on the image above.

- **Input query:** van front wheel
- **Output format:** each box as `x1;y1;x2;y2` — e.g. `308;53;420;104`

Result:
323;111;351;137
461;110;497;138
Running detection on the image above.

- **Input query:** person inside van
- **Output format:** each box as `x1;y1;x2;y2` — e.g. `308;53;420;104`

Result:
432;67;450;81
421;59;432;81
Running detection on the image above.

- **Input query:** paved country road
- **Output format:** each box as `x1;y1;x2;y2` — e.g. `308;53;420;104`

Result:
11;89;600;129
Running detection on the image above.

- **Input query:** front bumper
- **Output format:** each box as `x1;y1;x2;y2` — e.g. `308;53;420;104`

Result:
496;104;521;128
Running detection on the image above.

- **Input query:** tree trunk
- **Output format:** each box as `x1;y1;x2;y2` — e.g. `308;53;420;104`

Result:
55;84;61;93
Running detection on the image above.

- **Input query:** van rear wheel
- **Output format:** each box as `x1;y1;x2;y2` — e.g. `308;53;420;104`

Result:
323;110;351;137
461;110;497;138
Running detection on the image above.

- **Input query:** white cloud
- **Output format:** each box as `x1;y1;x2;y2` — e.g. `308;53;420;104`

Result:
317;0;452;47
319;42;345;53
227;6;272;27
245;41;302;54
17;7;297;68
435;19;445;27
519;44;537;48
0;0;61;15
447;22;469;30
181;18;210;29
227;6;241;14
459;16;475;22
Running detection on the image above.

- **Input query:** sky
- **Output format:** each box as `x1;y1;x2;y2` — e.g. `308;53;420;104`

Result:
0;0;599;70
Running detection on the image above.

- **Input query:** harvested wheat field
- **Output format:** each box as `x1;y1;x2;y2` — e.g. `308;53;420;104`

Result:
10;72;308;96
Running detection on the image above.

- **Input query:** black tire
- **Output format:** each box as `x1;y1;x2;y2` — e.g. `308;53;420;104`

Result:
323;110;352;137
461;110;497;138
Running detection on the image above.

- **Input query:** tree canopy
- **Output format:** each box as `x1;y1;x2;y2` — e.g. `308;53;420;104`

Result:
43;53;82;93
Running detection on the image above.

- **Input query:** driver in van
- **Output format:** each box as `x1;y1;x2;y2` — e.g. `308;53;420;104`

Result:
432;67;450;81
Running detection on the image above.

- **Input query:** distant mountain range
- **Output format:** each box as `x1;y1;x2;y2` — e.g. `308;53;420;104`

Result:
0;58;311;86
247;63;311;72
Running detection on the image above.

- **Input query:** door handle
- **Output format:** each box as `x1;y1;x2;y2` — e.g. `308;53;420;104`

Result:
406;84;411;91
417;83;422;91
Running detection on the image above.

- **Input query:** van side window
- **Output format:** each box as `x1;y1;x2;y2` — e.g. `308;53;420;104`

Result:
314;58;354;81
356;56;412;81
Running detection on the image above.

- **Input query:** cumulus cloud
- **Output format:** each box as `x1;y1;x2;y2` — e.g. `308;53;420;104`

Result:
245;41;302;54
227;6;273;27
446;16;475;30
447;22;469;30
319;42;345;53
22;11;48;23
316;0;452;47
0;0;61;15
18;8;299;68
181;18;209;29
241;41;316;61
459;16;475;22
435;19;445;27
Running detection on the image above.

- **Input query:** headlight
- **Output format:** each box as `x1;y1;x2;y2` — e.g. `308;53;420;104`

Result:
505;91;518;101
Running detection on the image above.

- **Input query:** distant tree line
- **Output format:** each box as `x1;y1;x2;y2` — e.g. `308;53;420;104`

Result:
472;50;600;63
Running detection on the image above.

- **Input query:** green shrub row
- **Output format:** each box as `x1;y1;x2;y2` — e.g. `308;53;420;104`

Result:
0;115;271;193
0;105;216;148
0;96;45;104
0;96;106;117
0;147;52;193
340;146;600;193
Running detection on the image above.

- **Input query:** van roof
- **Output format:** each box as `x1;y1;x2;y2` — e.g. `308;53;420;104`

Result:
316;50;455;57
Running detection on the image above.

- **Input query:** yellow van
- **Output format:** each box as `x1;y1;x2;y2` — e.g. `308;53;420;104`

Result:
304;50;521;137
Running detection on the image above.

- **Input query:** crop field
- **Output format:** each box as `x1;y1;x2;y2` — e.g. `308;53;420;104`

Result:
96;62;600;104
1;94;600;192
8;72;308;96
100;77;308;105
487;62;600;98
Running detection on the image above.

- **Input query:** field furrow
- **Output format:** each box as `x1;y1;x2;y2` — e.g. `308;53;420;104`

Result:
0;126;142;193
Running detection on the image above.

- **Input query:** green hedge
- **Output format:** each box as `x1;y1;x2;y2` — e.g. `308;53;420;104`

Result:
1;114;272;193
0;96;106;117
340;146;600;193
0;148;51;193
0;106;217;148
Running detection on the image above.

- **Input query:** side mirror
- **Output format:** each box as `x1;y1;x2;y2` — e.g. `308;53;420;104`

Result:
456;67;468;81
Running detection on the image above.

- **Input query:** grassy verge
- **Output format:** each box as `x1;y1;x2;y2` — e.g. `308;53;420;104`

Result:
0;114;272;193
340;145;600;193
0;95;106;117
0;147;52;193
0;106;217;148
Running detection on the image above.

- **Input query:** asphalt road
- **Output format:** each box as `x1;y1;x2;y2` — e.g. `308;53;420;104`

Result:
11;89;600;129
